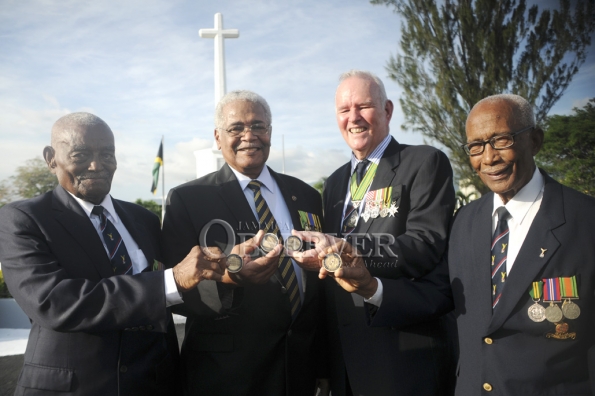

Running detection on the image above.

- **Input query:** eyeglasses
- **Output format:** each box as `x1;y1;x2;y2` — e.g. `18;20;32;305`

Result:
221;124;271;137
462;126;534;156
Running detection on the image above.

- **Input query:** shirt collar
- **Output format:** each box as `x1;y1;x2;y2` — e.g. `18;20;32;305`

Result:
492;166;544;224
68;192;120;224
229;164;274;194
350;134;393;172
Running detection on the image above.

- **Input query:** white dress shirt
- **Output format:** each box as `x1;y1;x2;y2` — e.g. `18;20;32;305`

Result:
492;166;545;274
69;193;183;307
229;165;305;301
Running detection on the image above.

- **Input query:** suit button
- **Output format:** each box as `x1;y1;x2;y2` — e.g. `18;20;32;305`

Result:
120;365;128;373
287;330;292;337
483;383;492;392
484;337;493;344
147;325;154;330
131;327;138;331
280;286;287;294
139;326;146;331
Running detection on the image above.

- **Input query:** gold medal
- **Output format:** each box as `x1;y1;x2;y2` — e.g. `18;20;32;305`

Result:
544;302;563;323
226;254;243;273
260;233;279;253
284;235;303;252
322;253;342;272
561;299;581;320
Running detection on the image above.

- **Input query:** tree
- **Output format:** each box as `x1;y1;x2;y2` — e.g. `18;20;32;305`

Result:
0;180;11;208
312;177;327;195
135;199;162;221
10;157;58;199
371;0;595;193
536;98;595;196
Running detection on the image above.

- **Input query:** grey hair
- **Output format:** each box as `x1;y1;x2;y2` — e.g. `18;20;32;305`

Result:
51;112;111;144
471;94;535;127
215;90;272;129
337;69;388;106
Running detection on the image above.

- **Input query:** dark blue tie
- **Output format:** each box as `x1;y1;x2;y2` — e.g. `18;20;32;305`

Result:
92;205;132;275
491;206;510;309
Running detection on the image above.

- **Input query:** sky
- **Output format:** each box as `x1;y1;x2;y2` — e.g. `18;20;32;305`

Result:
1;0;593;202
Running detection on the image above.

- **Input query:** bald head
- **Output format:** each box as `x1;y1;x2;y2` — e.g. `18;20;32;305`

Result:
44;112;117;204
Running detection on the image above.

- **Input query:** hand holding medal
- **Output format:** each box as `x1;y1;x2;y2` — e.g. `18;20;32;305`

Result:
286;230;341;272
224;230;282;285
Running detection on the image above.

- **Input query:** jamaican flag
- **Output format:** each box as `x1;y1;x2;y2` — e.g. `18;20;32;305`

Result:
151;141;163;194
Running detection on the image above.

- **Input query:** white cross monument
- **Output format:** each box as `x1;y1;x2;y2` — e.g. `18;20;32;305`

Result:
194;13;239;178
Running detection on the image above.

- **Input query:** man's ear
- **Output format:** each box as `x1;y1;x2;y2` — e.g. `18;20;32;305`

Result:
214;129;221;150
43;146;57;174
530;126;544;157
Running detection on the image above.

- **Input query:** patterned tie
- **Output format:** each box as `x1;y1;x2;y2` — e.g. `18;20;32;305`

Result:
341;159;370;237
491;206;510;309
247;180;301;319
91;205;132;275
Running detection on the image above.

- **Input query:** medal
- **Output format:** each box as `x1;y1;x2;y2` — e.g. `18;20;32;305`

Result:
544;302;563;323
322;252;342;272
527;281;546;322
369;203;380;219
260;233;279;253
361;211;370;222
546;321;576;340
560;276;580;320
284;235;303;252
226;254;243;273
345;210;359;228
543;278;563;323
379;207;388;218
388;202;398;217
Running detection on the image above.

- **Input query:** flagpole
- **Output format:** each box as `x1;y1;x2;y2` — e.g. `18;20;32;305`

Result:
161;135;165;224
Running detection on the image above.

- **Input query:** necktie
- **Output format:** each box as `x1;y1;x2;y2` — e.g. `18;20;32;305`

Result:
91;205;132;275
247;180;301;319
341;159;370;237
491;206;510;309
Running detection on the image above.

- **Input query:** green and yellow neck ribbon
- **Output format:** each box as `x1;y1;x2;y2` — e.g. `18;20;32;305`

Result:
349;162;378;201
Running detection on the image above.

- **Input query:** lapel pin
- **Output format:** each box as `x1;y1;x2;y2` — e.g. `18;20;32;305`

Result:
292;196;297;201
540;248;547;258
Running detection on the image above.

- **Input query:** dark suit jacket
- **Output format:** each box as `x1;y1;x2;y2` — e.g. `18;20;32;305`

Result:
0;186;179;396
161;164;324;396
323;138;456;395
449;171;595;395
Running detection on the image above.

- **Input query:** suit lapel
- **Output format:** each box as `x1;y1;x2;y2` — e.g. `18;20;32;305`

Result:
216;163;258;226
355;138;400;236
114;199;154;269
326;163;351;234
52;186;113;278
487;175;564;333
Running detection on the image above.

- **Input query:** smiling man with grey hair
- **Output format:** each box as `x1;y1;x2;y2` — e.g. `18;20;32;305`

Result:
162;90;327;395
449;93;595;395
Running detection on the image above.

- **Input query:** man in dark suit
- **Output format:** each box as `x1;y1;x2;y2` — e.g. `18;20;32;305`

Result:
450;94;595;395
0;112;225;395
161;90;325;395
291;70;456;395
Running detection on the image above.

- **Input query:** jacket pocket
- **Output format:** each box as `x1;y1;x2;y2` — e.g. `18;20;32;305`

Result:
18;363;73;391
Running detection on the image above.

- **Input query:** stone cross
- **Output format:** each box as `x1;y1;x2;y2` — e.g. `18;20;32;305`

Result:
199;13;239;104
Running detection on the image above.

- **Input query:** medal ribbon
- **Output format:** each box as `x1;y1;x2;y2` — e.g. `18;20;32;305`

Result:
349;162;378;201
542;278;561;302
529;281;543;300
560;276;579;299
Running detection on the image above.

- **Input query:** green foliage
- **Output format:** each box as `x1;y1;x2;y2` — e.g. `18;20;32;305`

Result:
371;0;595;194
312;177;327;196
0;180;11;208
536;98;595;196
0;270;12;298
455;189;480;209
10;157;58;199
135;199;162;220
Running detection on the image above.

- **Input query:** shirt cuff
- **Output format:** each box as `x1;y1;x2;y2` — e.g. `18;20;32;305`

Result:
363;277;383;307
164;268;183;307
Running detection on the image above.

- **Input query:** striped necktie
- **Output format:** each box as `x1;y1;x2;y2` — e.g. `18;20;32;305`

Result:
341;159;370;237
491;206;510;309
247;180;301;319
92;205;132;275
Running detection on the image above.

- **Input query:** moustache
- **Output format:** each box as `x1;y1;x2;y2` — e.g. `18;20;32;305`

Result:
480;166;509;175
235;143;270;151
78;172;111;180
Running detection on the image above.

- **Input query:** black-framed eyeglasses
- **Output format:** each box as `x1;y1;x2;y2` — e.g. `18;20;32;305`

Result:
462;126;534;156
221;124;271;137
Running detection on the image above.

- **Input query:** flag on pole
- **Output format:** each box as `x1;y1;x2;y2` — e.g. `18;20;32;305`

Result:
151;141;163;194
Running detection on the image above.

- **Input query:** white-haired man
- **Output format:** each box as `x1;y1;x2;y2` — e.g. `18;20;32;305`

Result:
292;70;457;395
162;90;326;395
449;94;595;395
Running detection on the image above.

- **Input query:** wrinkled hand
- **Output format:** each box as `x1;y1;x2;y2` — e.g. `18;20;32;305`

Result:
223;230;282;286
287;230;343;271
319;239;378;299
172;245;227;293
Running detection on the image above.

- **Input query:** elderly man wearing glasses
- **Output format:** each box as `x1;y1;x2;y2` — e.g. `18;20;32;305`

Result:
450;94;595;395
161;90;326;395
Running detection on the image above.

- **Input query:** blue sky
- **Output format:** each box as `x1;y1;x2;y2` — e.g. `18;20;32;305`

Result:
1;0;593;202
